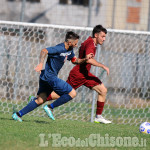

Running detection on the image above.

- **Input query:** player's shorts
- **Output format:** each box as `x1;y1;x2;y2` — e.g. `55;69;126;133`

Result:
37;77;73;96
66;72;102;90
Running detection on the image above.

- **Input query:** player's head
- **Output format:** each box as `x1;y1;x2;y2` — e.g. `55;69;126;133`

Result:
65;31;80;50
92;25;107;45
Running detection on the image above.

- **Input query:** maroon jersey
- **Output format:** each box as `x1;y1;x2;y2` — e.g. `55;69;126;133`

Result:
66;36;102;89
77;36;96;73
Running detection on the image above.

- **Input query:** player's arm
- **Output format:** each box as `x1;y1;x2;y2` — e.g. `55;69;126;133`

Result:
35;46;66;72
86;58;109;75
35;48;48;72
71;53;94;64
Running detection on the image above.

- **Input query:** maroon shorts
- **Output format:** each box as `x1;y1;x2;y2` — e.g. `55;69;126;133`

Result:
66;72;102;90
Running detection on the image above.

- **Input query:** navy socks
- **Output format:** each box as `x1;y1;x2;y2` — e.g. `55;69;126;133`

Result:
18;100;39;117
17;94;72;117
50;94;72;109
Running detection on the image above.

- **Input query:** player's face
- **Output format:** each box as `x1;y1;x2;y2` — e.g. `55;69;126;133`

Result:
71;39;78;48
68;39;78;50
95;31;106;45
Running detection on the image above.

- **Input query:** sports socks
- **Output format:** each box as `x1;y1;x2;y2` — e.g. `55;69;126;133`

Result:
49;94;72;109
46;94;52;101
96;101;105;117
18;100;39;117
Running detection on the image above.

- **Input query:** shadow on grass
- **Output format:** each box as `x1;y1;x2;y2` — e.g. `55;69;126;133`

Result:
0;117;13;121
0;116;52;125
33;120;51;124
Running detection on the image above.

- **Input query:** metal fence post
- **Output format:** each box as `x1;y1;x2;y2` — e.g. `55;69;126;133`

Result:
90;44;101;122
87;0;92;27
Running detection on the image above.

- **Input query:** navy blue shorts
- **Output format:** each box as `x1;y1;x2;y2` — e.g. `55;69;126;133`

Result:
37;77;73;97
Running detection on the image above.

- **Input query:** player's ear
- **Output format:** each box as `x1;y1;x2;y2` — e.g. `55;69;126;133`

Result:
68;41;72;46
94;33;99;38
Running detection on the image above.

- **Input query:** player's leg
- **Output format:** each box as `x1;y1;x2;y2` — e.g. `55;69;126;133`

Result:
12;96;41;122
28;90;53;103
92;84;111;124
43;78;76;120
43;88;76;120
46;67;85;102
46;74;80;101
46;91;60;101
14;92;46;118
12;79;52;122
47;75;80;101
50;88;76;108
44;74;84;120
84;74;111;124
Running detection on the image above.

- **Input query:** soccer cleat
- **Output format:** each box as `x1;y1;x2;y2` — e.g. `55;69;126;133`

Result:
28;95;35;103
43;105;55;120
94;115;111;124
12;113;22;122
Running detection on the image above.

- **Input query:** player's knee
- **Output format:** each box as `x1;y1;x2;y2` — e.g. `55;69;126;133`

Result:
69;89;76;98
102;87;107;96
35;94;47;105
35;98;44;105
98;87;107;96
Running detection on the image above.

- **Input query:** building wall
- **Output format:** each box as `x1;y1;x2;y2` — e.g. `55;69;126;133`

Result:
0;0;149;31
106;0;149;31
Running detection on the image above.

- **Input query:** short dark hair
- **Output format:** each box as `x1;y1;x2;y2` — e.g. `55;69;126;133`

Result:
65;31;80;42
92;25;107;38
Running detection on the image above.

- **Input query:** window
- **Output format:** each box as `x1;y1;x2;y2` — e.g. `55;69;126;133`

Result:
59;0;89;6
7;0;40;2
72;0;89;6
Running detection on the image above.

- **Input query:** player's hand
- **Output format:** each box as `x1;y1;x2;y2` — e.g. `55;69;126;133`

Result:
86;53;94;60
34;63;43;73
103;66;109;75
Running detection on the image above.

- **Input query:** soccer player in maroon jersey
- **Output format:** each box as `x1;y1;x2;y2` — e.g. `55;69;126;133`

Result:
46;25;111;124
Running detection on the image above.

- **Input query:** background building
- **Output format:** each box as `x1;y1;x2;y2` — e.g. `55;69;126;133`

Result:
0;0;150;31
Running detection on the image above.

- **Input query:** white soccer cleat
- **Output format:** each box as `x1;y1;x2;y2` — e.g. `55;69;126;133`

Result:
94;115;112;124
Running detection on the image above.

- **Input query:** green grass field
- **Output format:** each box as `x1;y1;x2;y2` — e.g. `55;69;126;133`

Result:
0;113;149;150
1;99;149;124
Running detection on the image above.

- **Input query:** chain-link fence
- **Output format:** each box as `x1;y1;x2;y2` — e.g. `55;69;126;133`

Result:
0;21;150;125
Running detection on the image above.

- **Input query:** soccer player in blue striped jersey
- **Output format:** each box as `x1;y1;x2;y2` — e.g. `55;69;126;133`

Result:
12;31;93;122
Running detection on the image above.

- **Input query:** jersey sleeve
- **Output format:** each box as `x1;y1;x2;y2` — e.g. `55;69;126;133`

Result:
85;42;95;56
46;45;66;55
67;50;75;61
